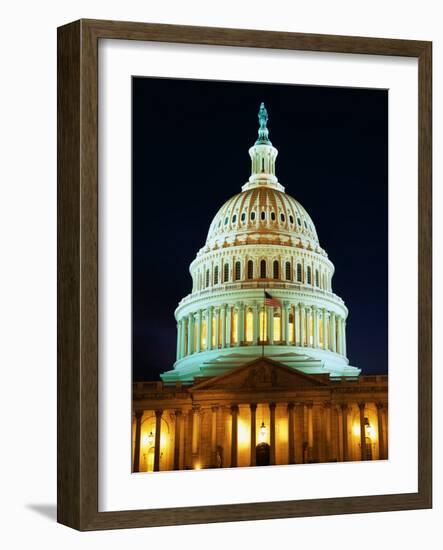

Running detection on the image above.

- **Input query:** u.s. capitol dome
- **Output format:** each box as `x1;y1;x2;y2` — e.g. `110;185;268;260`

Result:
161;103;360;383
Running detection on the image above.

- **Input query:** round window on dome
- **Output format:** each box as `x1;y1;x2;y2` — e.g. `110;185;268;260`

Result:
304;220;307;228
289;215;294;224
280;213;285;222
271;212;276;221
251;211;256;221
261;211;266;221
232;214;237;223
297;217;301;226
241;212;246;222
224;217;229;225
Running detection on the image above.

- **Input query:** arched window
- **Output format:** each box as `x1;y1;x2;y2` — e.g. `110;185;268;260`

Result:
223;263;229;283
250;211;256;221
280;213;285;223
247;260;254;279
271;211;276;221
241;212;246;222
214;265;219;285
315;269;319;287
205;269;210;288
296;263;302;282
307;266;312;285
235;261;241;281
285;261;291;280
261;211;266;221
260;259;267;279
273;260;279;279
232;214;237;223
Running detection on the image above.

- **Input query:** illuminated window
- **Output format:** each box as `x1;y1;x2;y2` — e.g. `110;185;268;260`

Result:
296;263;302;282
259;309;267;341
260;260;267;278
223;263;229;282
214;265;219;285
273;310;281;342
285;261;291;280
231;309;238;344
245;309;253;342
247;260;254;279
307;266;312;284
205;269;210;288
235;261;241;281
201;318;207;350
309;314;314;346
273;260;279;279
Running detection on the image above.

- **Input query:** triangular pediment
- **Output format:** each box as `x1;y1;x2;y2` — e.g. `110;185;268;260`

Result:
190;357;330;392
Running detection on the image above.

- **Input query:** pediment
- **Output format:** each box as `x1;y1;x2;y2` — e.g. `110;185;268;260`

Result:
191;357;330;392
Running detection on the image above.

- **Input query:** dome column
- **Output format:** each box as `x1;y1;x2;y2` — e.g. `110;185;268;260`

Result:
226;306;232;347
342;319;347;357
300;304;306;346
176;322;181;360
306;307;312;347
295;304;301;346
196;310;202;353
313;306;319;348
323;309;329;350
252;302;259;345
267;306;273;344
221;304;227;348
282;301;289;345
207;306;213;350
237;302;244;346
214;307;220;349
331;313;337;352
187;314;194;355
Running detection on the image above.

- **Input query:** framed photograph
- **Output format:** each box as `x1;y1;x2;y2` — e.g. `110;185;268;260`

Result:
57;19;432;530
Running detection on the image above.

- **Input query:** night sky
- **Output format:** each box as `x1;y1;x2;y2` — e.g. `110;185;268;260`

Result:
132;77;388;381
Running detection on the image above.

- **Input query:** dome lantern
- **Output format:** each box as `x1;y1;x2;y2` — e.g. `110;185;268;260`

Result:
243;103;285;193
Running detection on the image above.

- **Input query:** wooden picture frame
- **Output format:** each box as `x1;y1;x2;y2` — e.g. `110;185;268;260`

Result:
57;19;432;530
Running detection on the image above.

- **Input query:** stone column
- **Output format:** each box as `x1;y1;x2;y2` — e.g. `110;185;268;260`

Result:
287;402;295;464
187;314;194;355
306;307;312;347
300;304;306;346
191;407;199;458
221;304;227;348
269;402;276;465
340;403;349;461
342;319;347;357
324;402;332;461
132;410;143;473
237;302;244;346
196;310;202;353
173;410;182;470
252;302;259;345
313;306;319;348
295;304;301;346
153;409;163;472
207;306;213;350
267;306;273;344
307;402;314;462
376;402;386;459
230;405;239;467
323;309;328;350
282;301;289;345
331;313;336;352
211;406;218;466
250;403;257;466
226;306;232;347
214;308;220;349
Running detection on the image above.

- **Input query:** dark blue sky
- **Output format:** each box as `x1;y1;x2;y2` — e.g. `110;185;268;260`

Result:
132;77;388;381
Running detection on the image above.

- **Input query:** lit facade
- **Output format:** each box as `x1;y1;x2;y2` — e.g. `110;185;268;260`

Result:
132;104;388;472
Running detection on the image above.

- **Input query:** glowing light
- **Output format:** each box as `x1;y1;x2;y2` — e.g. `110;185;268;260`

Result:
352;423;361;437
194;462;201;470
366;424;376;439
259;421;267;442
237;418;249;447
143;431;154;447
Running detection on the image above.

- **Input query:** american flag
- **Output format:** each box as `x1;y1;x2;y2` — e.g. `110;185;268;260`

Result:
264;291;281;307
